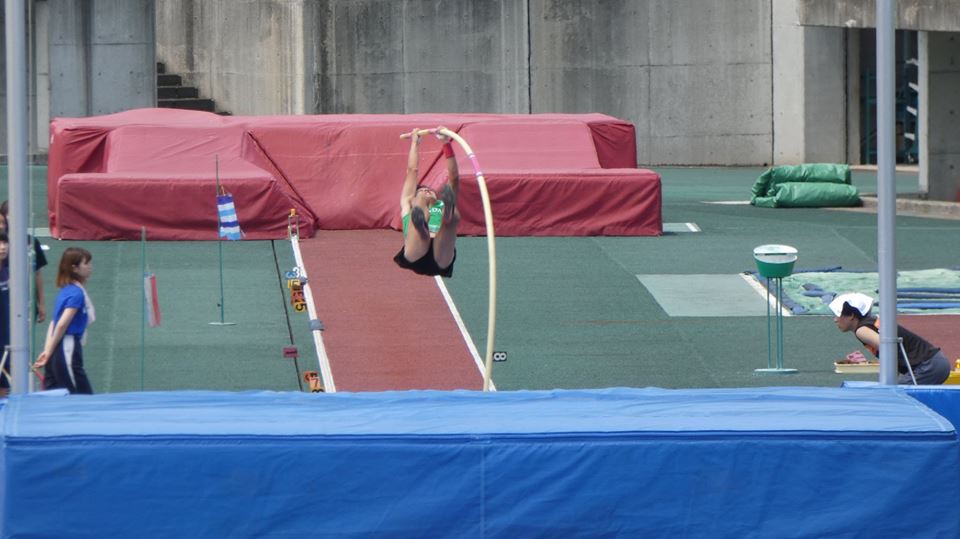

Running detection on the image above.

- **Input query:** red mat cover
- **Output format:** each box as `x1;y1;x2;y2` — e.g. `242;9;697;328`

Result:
417;120;660;236
47;109;660;239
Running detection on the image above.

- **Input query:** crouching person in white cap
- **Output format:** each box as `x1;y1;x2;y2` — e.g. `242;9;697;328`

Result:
830;292;951;385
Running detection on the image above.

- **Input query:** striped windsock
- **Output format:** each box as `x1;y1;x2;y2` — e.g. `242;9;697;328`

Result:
217;194;242;240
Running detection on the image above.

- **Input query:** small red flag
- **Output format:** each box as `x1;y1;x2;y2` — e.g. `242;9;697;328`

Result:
144;273;161;327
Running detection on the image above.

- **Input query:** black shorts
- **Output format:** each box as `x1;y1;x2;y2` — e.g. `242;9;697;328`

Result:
393;242;455;277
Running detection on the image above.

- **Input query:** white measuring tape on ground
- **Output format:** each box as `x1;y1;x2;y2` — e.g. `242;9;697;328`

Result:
290;235;336;392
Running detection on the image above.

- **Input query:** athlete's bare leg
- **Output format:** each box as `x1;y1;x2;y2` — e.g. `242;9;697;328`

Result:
402;204;431;262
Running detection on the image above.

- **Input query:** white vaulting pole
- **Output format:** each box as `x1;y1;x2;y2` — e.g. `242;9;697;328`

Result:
5;0;31;394
876;0;898;385
438;128;498;392
402;128;498;391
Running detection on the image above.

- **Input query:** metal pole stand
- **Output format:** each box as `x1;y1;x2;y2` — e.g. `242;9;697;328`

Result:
754;276;798;375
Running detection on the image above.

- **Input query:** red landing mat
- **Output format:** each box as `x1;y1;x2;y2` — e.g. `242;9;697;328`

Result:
48;109;659;239
298;230;484;391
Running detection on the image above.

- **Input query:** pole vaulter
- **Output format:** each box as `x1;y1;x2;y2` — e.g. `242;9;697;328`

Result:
401;127;498;391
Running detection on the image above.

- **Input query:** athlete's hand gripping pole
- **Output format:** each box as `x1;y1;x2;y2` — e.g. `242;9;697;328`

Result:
400;128;438;139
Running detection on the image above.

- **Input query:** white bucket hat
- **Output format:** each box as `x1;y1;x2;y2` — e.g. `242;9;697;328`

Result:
829;292;875;317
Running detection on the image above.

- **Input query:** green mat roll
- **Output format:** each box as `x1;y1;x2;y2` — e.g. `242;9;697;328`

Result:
751;163;860;208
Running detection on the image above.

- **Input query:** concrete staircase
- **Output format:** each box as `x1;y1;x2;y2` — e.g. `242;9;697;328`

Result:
157;62;229;114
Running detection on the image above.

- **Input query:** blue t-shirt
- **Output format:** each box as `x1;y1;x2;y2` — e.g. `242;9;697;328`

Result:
53;284;88;336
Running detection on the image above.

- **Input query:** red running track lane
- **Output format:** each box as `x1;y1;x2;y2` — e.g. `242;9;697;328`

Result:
901;315;960;365
298;230;485;391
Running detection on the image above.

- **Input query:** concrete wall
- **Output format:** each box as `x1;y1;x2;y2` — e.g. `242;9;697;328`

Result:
155;0;780;164
156;0;319;115
773;0;847;165
3;0;151;156
799;0;960;32
303;0;775;165
644;0;773;165
528;1;648;152
1;0;51;156
48;0;155;118
925;31;960;201
314;0;529;114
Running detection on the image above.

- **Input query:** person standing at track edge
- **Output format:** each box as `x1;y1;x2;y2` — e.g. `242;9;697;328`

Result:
0;200;48;323
33;248;96;394
394;127;461;277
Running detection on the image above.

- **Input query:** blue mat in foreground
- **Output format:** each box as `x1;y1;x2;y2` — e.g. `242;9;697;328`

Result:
2;387;959;537
844;381;960;432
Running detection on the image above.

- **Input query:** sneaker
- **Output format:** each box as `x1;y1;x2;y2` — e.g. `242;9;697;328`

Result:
440;184;457;223
410;206;429;238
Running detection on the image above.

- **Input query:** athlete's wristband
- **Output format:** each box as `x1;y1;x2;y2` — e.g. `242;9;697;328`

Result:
442;143;454;158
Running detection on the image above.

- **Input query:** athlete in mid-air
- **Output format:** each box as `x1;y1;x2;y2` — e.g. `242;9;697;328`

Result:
393;127;460;277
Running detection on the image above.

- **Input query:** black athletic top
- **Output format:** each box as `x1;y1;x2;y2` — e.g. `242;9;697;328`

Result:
857;316;940;374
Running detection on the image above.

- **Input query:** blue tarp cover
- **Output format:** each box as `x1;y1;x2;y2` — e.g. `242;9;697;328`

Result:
3;387;959;537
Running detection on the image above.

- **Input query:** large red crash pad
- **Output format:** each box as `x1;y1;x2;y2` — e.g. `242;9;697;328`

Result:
417;120;660;236
47;109;661;239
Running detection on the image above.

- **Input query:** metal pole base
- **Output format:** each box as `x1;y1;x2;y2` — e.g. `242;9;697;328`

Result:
208;322;237;326
754;368;799;375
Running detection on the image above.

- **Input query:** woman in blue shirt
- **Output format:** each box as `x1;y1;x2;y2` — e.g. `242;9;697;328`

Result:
33;247;95;394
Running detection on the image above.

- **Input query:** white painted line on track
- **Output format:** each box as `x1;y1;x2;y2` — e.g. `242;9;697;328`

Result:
663;222;701;233
290;235;336;392
435;275;496;391
740;272;792;317
703;200;751;205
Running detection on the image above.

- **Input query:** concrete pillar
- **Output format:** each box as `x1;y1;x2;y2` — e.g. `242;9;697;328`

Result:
925;31;960;201
846;28;861;164
773;0;846;165
918;31;928;192
801;27;846;162
49;0;155;118
33;0;49;153
773;0;805;164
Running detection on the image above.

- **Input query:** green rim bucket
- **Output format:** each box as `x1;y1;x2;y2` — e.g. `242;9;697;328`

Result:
753;244;798;278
